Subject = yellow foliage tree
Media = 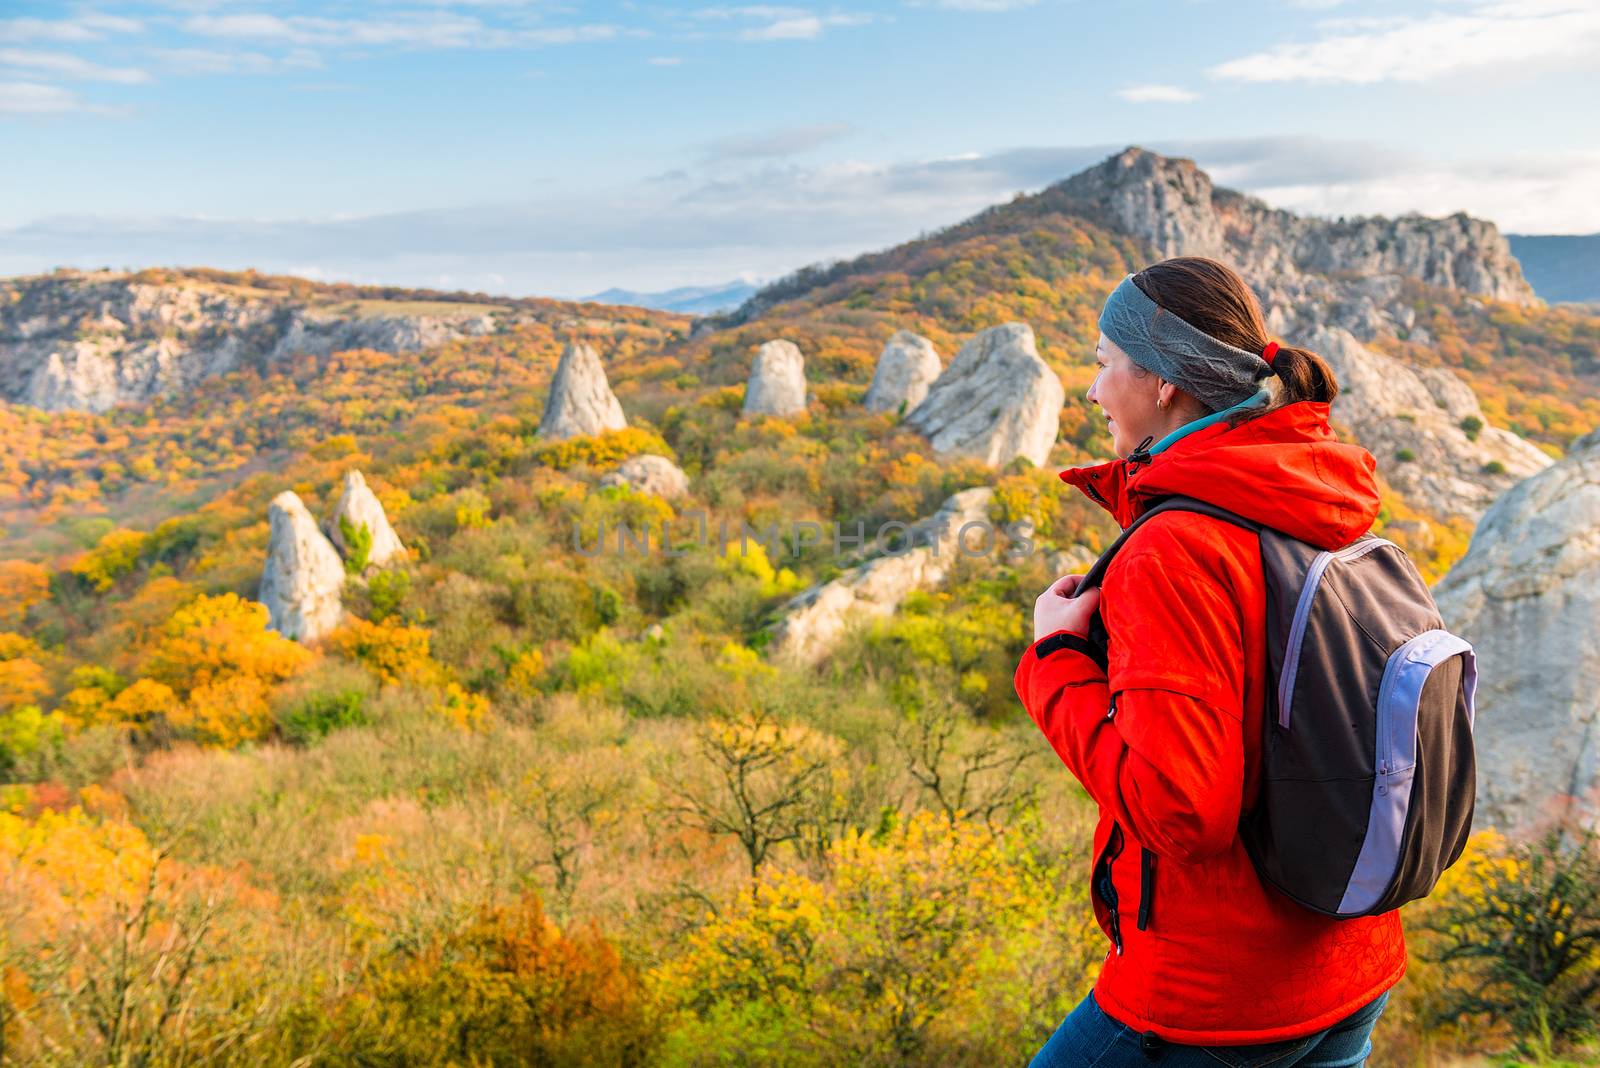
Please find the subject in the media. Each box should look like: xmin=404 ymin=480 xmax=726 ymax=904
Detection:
xmin=0 ymin=560 xmax=49 ymax=631
xmin=69 ymin=528 xmax=150 ymax=593
xmin=656 ymin=811 xmax=1095 ymax=1064
xmin=329 ymin=617 xmax=441 ymax=686
xmin=144 ymin=593 xmax=310 ymax=745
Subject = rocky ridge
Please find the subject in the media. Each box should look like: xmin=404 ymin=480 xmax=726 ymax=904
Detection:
xmin=0 ymin=271 xmax=524 ymax=413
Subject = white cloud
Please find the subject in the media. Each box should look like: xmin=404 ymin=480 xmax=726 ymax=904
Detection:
xmin=701 ymin=122 xmax=854 ymax=160
xmin=0 ymin=49 xmax=150 ymax=84
xmin=179 ymin=13 xmax=628 ymax=50
xmin=915 ymin=0 xmax=1039 ymax=10
xmin=739 ymin=13 xmax=872 ymax=40
xmin=1117 ymin=84 xmax=1198 ymax=103
xmin=1209 ymin=0 xmax=1600 ymax=84
xmin=153 ymin=48 xmax=322 ymax=75
xmin=0 ymin=14 xmax=142 ymax=43
xmin=4 ymin=137 xmax=1595 ymax=295
xmin=0 ymin=80 xmax=93 ymax=114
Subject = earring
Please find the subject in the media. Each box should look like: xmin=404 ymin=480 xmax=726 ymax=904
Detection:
xmin=1157 ymin=398 xmax=1168 ymax=409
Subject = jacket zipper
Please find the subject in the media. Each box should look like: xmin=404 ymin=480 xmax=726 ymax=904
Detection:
xmin=1102 ymin=695 xmax=1155 ymax=937
xmin=1093 ymin=821 xmax=1125 ymax=955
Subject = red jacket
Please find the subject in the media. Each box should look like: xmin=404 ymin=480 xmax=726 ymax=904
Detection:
xmin=1014 ymin=400 xmax=1407 ymax=1044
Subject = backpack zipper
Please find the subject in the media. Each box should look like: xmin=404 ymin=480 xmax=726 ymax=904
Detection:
xmin=1277 ymin=537 xmax=1393 ymax=728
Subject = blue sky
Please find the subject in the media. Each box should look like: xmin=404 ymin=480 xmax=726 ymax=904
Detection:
xmin=3 ymin=0 xmax=1598 ymax=298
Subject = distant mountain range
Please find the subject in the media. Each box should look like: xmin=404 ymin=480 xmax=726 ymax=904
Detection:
xmin=580 ymin=280 xmax=760 ymax=316
xmin=1507 ymin=234 xmax=1600 ymax=304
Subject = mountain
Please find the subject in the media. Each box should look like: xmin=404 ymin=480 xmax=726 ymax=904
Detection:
xmin=581 ymin=280 xmax=761 ymax=316
xmin=1507 ymin=233 xmax=1600 ymax=304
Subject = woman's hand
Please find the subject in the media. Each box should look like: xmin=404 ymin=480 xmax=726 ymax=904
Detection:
xmin=1033 ymin=573 xmax=1101 ymax=642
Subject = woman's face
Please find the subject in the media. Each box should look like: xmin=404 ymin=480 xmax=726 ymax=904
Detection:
xmin=1087 ymin=334 xmax=1164 ymax=458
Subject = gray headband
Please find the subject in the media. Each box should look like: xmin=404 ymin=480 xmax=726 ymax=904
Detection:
xmin=1098 ymin=274 xmax=1272 ymax=412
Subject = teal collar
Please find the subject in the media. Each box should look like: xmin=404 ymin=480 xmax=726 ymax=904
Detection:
xmin=1145 ymin=386 xmax=1272 ymax=457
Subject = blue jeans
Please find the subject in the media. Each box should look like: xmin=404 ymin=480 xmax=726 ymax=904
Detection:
xmin=1029 ymin=989 xmax=1391 ymax=1068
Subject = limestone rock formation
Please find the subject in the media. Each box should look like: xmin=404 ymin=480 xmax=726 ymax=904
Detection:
xmin=325 ymin=470 xmax=406 ymax=568
xmin=904 ymin=323 xmax=1064 ymax=468
xmin=1434 ymin=434 xmax=1600 ymax=835
xmin=1053 ymin=147 xmax=1536 ymax=310
xmin=863 ymin=331 xmax=941 ymax=414
xmin=597 ymin=454 xmax=690 ymax=500
xmin=769 ymin=488 xmax=995 ymax=665
xmin=260 ymin=491 xmax=346 ymax=642
xmin=538 ymin=340 xmax=627 ymax=440
xmin=0 ymin=270 xmax=509 ymax=414
xmin=268 ymin=308 xmax=495 ymax=362
xmin=741 ymin=339 xmax=807 ymax=417
xmin=1310 ymin=326 xmax=1552 ymax=522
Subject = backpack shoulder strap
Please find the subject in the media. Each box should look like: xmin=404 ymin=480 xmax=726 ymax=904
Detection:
xmin=1079 ymin=494 xmax=1263 ymax=591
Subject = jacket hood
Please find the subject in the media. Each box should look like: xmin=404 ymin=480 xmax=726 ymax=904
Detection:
xmin=1058 ymin=400 xmax=1380 ymax=550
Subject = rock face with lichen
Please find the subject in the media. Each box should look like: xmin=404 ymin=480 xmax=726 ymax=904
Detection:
xmin=741 ymin=339 xmax=807 ymax=417
xmin=904 ymin=323 xmax=1064 ymax=468
xmin=1434 ymin=431 xmax=1600 ymax=835
xmin=768 ymin=487 xmax=996 ymax=665
xmin=538 ymin=340 xmax=628 ymax=440
xmin=260 ymin=491 xmax=346 ymax=642
xmin=598 ymin=454 xmax=690 ymax=500
xmin=863 ymin=330 xmax=941 ymax=415
xmin=1309 ymin=326 xmax=1553 ymax=523
xmin=325 ymin=470 xmax=406 ymax=568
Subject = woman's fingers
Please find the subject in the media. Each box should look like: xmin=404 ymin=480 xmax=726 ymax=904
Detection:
xmin=1048 ymin=573 xmax=1086 ymax=598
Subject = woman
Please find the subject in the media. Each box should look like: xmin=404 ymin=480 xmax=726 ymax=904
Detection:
xmin=1016 ymin=257 xmax=1404 ymax=1067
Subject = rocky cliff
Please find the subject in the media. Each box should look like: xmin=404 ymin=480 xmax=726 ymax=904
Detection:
xmin=0 ymin=270 xmax=517 ymax=413
xmin=1050 ymin=146 xmax=1537 ymax=321
xmin=1435 ymin=430 xmax=1600 ymax=834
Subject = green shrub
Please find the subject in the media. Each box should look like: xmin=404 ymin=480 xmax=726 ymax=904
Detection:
xmin=1395 ymin=448 xmax=1417 ymax=462
xmin=273 ymin=662 xmax=376 ymax=745
xmin=1421 ymin=826 xmax=1600 ymax=1058
xmin=1460 ymin=415 xmax=1484 ymax=441
xmin=338 ymin=516 xmax=372 ymax=574
xmin=1483 ymin=459 xmax=1508 ymax=475
xmin=367 ymin=568 xmax=411 ymax=622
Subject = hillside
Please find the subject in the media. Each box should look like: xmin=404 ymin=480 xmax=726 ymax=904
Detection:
xmin=1 ymin=148 xmax=1598 ymax=1064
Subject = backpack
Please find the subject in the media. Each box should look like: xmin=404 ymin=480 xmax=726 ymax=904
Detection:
xmin=1073 ymin=493 xmax=1478 ymax=918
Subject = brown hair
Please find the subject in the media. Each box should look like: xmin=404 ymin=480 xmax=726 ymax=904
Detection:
xmin=1131 ymin=256 xmax=1339 ymax=428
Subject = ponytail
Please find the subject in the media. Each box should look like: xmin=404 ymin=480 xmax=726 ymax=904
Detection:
xmin=1273 ymin=345 xmax=1338 ymax=405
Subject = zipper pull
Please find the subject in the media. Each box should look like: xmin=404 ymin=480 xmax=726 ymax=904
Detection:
xmin=1106 ymin=694 xmax=1118 ymax=720
xmin=1127 ymin=435 xmax=1155 ymax=467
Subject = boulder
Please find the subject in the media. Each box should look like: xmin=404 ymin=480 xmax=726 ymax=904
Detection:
xmin=741 ymin=339 xmax=807 ymax=417
xmin=538 ymin=340 xmax=627 ymax=440
xmin=325 ymin=469 xmax=406 ymax=568
xmin=904 ymin=323 xmax=1064 ymax=468
xmin=863 ymin=330 xmax=941 ymax=414
xmin=597 ymin=454 xmax=690 ymax=500
xmin=768 ymin=488 xmax=995 ymax=665
xmin=1311 ymin=326 xmax=1552 ymax=523
xmin=1434 ymin=434 xmax=1600 ymax=835
xmin=260 ymin=491 xmax=346 ymax=642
